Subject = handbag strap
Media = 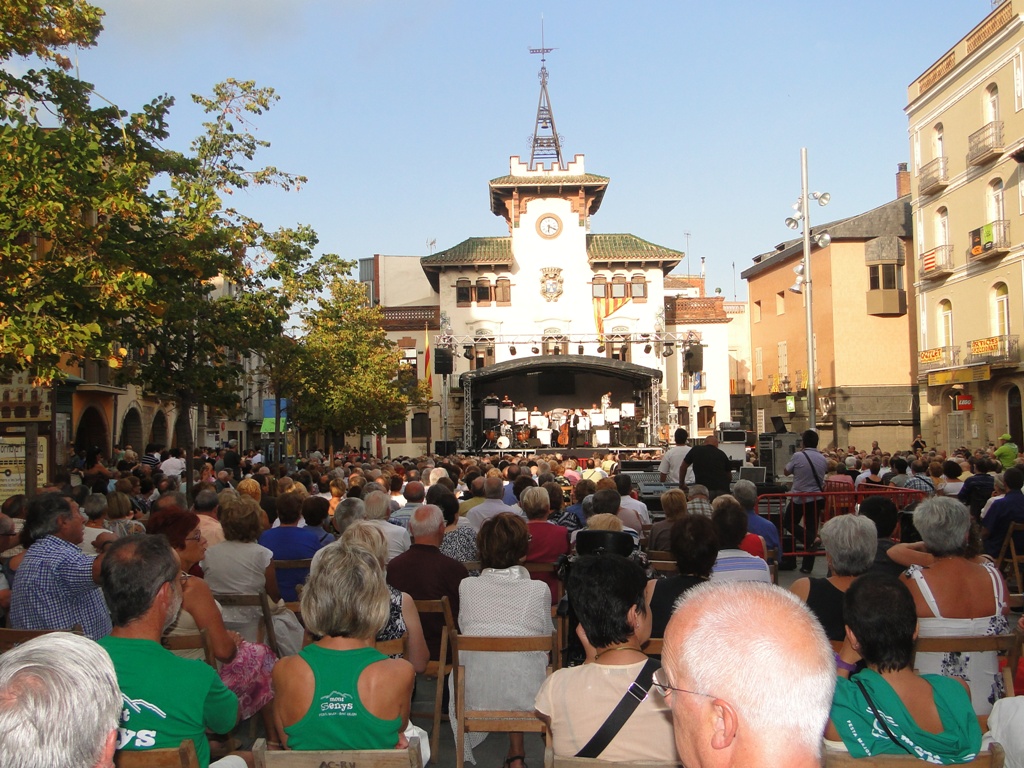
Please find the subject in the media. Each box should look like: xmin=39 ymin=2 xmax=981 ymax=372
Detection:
xmin=853 ymin=677 xmax=914 ymax=755
xmin=576 ymin=658 xmax=660 ymax=759
xmin=802 ymin=451 xmax=824 ymax=491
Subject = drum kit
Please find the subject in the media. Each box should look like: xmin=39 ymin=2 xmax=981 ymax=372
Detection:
xmin=486 ymin=421 xmax=548 ymax=450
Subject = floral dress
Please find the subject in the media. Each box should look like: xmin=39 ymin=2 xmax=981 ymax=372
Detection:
xmin=376 ymin=584 xmax=406 ymax=659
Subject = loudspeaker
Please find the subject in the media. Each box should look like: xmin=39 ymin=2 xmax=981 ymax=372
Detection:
xmin=434 ymin=440 xmax=457 ymax=455
xmin=527 ymin=438 xmax=542 ymax=448
xmin=684 ymin=343 xmax=704 ymax=373
xmin=434 ymin=348 xmax=453 ymax=375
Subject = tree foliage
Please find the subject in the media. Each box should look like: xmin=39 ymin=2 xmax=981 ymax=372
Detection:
xmin=0 ymin=0 xmax=171 ymax=380
xmin=289 ymin=278 xmax=410 ymax=437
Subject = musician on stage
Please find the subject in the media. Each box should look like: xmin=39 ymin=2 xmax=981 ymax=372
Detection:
xmin=600 ymin=391 xmax=612 ymax=412
xmin=568 ymin=410 xmax=580 ymax=449
xmin=577 ymin=409 xmax=590 ymax=447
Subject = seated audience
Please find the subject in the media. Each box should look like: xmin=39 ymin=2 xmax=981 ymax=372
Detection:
xmin=709 ymin=495 xmax=771 ymax=583
xmin=858 ymin=494 xmax=908 ymax=579
xmin=826 ymin=575 xmax=981 ymax=762
xmin=536 ymin=554 xmax=676 ymax=763
xmin=521 ymin=485 xmax=571 ymax=603
xmin=902 ymin=496 xmax=1010 ymax=715
xmin=258 ymin=492 xmax=326 ymax=601
xmin=647 ymin=488 xmax=687 ymax=552
xmin=272 ymin=544 xmax=415 ymax=750
xmin=646 ymin=515 xmax=719 ymax=638
xmin=790 ymin=513 xmax=877 ymax=641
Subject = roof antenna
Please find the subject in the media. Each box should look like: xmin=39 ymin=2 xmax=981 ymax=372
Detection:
xmin=528 ymin=15 xmax=564 ymax=170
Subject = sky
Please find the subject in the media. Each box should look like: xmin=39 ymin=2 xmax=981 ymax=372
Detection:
xmin=53 ymin=0 xmax=1002 ymax=300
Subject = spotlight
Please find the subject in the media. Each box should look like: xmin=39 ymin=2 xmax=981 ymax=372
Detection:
xmin=553 ymin=345 xmax=561 ymax=355
xmin=463 ymin=345 xmax=473 ymax=360
xmin=644 ymin=344 xmax=652 ymax=354
xmin=813 ymin=191 xmax=830 ymax=206
xmin=789 ymin=281 xmax=803 ymax=295
xmin=531 ymin=346 xmax=540 ymax=354
xmin=662 ymin=342 xmax=675 ymax=357
xmin=620 ymin=344 xmax=628 ymax=358
xmin=785 ymin=217 xmax=800 ymax=230
xmin=578 ymin=344 xmax=584 ymax=355
xmin=814 ymin=232 xmax=831 ymax=248
xmin=597 ymin=344 xmax=605 ymax=353
xmin=509 ymin=345 xmax=517 ymax=356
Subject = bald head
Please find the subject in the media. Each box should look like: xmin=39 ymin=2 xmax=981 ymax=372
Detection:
xmin=404 ymin=481 xmax=425 ymax=504
xmin=664 ymin=582 xmax=833 ymax=767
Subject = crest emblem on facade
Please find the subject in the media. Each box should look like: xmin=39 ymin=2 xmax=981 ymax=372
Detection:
xmin=540 ymin=267 xmax=563 ymax=302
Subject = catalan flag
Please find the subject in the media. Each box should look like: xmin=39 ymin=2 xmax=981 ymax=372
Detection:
xmin=424 ymin=323 xmax=432 ymax=391
xmin=593 ymin=295 xmax=632 ymax=340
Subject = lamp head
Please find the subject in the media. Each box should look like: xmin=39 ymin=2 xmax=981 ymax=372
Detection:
xmin=814 ymin=192 xmax=831 ymax=206
xmin=814 ymin=232 xmax=832 ymax=248
xmin=785 ymin=217 xmax=800 ymax=230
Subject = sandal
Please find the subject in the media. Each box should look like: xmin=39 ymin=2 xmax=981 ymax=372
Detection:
xmin=504 ymin=756 xmax=527 ymax=768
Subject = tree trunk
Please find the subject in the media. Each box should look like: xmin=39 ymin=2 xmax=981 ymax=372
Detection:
xmin=274 ymin=392 xmax=282 ymax=477
xmin=179 ymin=392 xmax=195 ymax=500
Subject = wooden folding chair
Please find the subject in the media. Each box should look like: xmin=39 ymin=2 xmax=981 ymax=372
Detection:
xmin=462 ymin=561 xmax=481 ymax=574
xmin=212 ymin=590 xmax=281 ymax=657
xmin=523 ymin=562 xmax=566 ymax=668
xmin=642 ymin=637 xmax=663 ymax=656
xmin=252 ymin=736 xmax=423 ymax=768
xmin=649 ymin=560 xmax=678 ymax=576
xmin=824 ymin=742 xmax=1003 ymax=766
xmin=645 ymin=550 xmax=672 ymax=562
xmin=162 ymin=629 xmax=216 ymax=668
xmin=114 ymin=738 xmax=201 ymax=768
xmin=451 ymin=630 xmax=557 ymax=768
xmin=544 ymin=745 xmax=679 ymax=768
xmin=0 ymin=626 xmax=83 ymax=654
xmin=995 ymin=521 xmax=1024 ymax=592
xmin=410 ymin=596 xmax=455 ymax=764
xmin=914 ymin=633 xmax=1021 ymax=701
xmin=375 ymin=634 xmax=407 ymax=656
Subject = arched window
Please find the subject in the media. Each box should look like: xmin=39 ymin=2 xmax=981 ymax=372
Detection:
xmin=610 ymin=275 xmax=628 ymax=299
xmin=933 ymin=123 xmax=944 ymax=158
xmin=495 ymin=277 xmax=511 ymax=305
xmin=456 ymin=278 xmax=472 ymax=307
xmin=542 ymin=329 xmax=566 ymax=356
xmin=939 ymin=300 xmax=954 ymax=347
xmin=988 ymin=179 xmax=1005 ymax=223
xmin=591 ymin=275 xmax=607 ymax=298
xmin=935 ymin=207 xmax=949 ymax=247
xmin=475 ymin=278 xmax=493 ymax=305
xmin=986 ymin=84 xmax=1000 ymax=123
xmin=994 ymin=283 xmax=1010 ymax=337
xmin=630 ymin=274 xmax=647 ymax=301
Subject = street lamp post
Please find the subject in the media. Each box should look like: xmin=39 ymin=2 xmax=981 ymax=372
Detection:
xmin=785 ymin=147 xmax=831 ymax=433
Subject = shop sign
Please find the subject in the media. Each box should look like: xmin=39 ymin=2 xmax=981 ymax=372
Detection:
xmin=928 ymin=366 xmax=991 ymax=386
xmin=953 ymin=394 xmax=974 ymax=411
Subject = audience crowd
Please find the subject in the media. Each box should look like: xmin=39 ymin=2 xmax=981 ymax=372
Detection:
xmin=0 ymin=431 xmax=1023 ymax=768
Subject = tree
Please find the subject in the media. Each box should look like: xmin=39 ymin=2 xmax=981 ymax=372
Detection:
xmin=289 ymin=277 xmax=411 ymax=450
xmin=117 ymin=79 xmax=343 ymax=490
xmin=0 ymin=0 xmax=172 ymax=380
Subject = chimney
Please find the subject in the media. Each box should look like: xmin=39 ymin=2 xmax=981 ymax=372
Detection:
xmin=896 ymin=162 xmax=910 ymax=198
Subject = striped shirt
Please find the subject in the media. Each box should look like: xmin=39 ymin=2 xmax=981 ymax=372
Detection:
xmin=710 ymin=549 xmax=772 ymax=584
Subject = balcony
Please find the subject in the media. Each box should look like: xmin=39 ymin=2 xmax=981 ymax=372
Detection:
xmin=967 ymin=121 xmax=1004 ymax=166
xmin=968 ymin=219 xmax=1010 ymax=262
xmin=866 ymin=288 xmax=907 ymax=316
xmin=918 ymin=345 xmax=960 ymax=374
xmin=965 ymin=334 xmax=1019 ymax=366
xmin=918 ymin=156 xmax=949 ymax=195
xmin=918 ymin=245 xmax=954 ymax=279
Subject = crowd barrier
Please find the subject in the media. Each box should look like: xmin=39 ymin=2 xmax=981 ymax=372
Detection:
xmin=755 ymin=486 xmax=928 ymax=558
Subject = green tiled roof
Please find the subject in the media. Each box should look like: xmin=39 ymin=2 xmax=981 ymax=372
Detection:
xmin=420 ymin=237 xmax=512 ymax=267
xmin=489 ymin=173 xmax=610 ymax=186
xmin=587 ymin=234 xmax=685 ymax=264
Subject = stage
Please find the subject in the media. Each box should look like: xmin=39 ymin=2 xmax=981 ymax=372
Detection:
xmin=472 ymin=445 xmax=660 ymax=459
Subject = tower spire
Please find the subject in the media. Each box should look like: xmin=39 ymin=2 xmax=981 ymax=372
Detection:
xmin=528 ymin=18 xmax=564 ymax=170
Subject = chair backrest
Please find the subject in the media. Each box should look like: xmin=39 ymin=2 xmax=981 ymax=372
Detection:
xmin=114 ymin=739 xmax=201 ymax=768
xmin=375 ymin=635 xmax=406 ymax=656
xmin=272 ymin=558 xmax=313 ymax=571
xmin=413 ymin=595 xmax=455 ymax=669
xmin=996 ymin=521 xmax=1024 ymax=591
xmin=575 ymin=530 xmax=634 ymax=557
xmin=211 ymin=590 xmax=281 ymax=657
xmin=252 ymin=736 xmax=422 ymax=768
xmin=823 ymin=742 xmax=1003 ymax=767
xmin=452 ymin=631 xmax=557 ymax=676
xmin=649 ymin=560 xmax=678 ymax=576
xmin=645 ymin=549 xmax=672 ymax=562
xmin=642 ymin=637 xmax=663 ymax=656
xmin=161 ymin=629 xmax=216 ymax=668
xmin=544 ymin=746 xmax=679 ymax=768
xmin=0 ymin=626 xmax=83 ymax=654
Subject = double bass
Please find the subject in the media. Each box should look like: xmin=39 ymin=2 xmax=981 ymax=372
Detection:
xmin=557 ymin=420 xmax=570 ymax=446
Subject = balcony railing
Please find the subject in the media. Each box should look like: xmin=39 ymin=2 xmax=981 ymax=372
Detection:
xmin=967 ymin=121 xmax=1004 ymax=166
xmin=965 ymin=334 xmax=1019 ymax=366
xmin=918 ymin=345 xmax=960 ymax=373
xmin=918 ymin=245 xmax=954 ymax=278
xmin=918 ymin=156 xmax=949 ymax=195
xmin=968 ymin=219 xmax=1010 ymax=261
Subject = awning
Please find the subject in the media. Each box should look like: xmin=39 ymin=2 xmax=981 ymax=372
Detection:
xmin=259 ymin=418 xmax=286 ymax=434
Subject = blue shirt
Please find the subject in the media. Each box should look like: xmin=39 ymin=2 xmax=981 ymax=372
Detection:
xmin=258 ymin=526 xmax=325 ymax=601
xmin=10 ymin=535 xmax=111 ymax=639
xmin=981 ymin=488 xmax=1024 ymax=559
xmin=745 ymin=508 xmax=781 ymax=555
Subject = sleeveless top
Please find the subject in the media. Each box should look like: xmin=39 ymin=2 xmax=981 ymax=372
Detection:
xmin=284 ymin=645 xmax=401 ymax=750
xmin=376 ymin=585 xmax=406 ymax=659
xmin=906 ymin=562 xmax=1009 ymax=715
xmin=804 ymin=578 xmax=846 ymax=641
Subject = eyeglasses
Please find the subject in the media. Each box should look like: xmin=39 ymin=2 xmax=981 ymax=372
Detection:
xmin=652 ymin=667 xmax=715 ymax=701
xmin=186 ymin=531 xmax=204 ymax=542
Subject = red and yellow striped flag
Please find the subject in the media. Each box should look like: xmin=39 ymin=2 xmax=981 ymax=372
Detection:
xmin=424 ymin=324 xmax=432 ymax=390
xmin=593 ymin=296 xmax=632 ymax=340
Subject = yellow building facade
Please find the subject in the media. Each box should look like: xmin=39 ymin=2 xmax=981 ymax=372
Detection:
xmin=908 ymin=1 xmax=1024 ymax=450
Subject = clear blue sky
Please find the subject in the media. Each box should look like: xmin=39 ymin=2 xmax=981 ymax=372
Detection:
xmin=65 ymin=0 xmax=995 ymax=300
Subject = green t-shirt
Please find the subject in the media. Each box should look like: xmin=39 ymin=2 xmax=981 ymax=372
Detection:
xmin=98 ymin=635 xmax=238 ymax=768
xmin=995 ymin=442 xmax=1019 ymax=469
xmin=830 ymin=669 xmax=981 ymax=764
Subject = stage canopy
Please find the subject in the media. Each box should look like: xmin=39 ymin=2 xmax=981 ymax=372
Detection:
xmin=459 ymin=354 xmax=662 ymax=388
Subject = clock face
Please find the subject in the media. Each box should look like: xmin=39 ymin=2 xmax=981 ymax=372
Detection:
xmin=537 ymin=214 xmax=561 ymax=239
